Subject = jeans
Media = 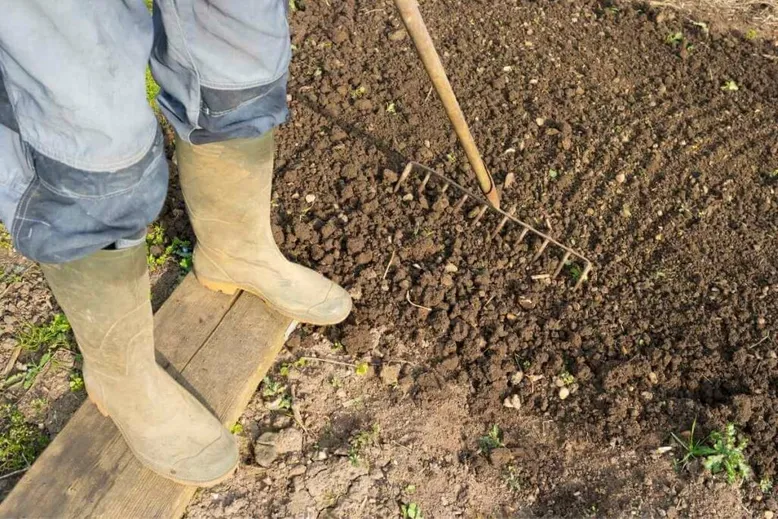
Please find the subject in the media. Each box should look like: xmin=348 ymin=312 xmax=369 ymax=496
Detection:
xmin=0 ymin=0 xmax=290 ymax=263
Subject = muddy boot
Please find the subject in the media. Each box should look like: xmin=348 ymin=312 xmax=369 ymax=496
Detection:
xmin=176 ymin=132 xmax=352 ymax=325
xmin=40 ymin=245 xmax=238 ymax=487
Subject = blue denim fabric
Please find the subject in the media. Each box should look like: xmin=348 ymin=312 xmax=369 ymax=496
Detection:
xmin=0 ymin=0 xmax=290 ymax=263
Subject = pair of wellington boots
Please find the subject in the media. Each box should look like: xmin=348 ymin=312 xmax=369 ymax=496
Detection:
xmin=40 ymin=131 xmax=351 ymax=486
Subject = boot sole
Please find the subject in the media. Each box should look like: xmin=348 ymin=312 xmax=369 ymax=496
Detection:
xmin=196 ymin=275 xmax=347 ymax=326
xmin=88 ymin=397 xmax=238 ymax=488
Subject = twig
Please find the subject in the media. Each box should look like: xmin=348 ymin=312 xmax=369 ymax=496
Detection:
xmin=0 ymin=467 xmax=30 ymax=481
xmin=424 ymin=87 xmax=433 ymax=104
xmin=300 ymin=356 xmax=356 ymax=368
xmin=382 ymin=250 xmax=396 ymax=280
xmin=748 ymin=333 xmax=770 ymax=349
xmin=290 ymin=386 xmax=310 ymax=437
xmin=405 ymin=291 xmax=432 ymax=311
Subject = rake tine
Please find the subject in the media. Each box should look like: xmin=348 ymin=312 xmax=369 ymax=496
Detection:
xmin=574 ymin=263 xmax=592 ymax=290
xmin=419 ymin=172 xmax=432 ymax=192
xmin=394 ymin=163 xmax=415 ymax=193
xmin=489 ymin=215 xmax=511 ymax=240
xmin=552 ymin=251 xmax=571 ymax=278
xmin=453 ymin=194 xmax=469 ymax=212
xmin=532 ymin=239 xmax=550 ymax=262
xmin=516 ymin=227 xmax=529 ymax=244
xmin=441 ymin=183 xmax=450 ymax=193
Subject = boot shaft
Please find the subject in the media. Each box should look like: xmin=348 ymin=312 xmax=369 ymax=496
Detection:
xmin=40 ymin=245 xmax=155 ymax=377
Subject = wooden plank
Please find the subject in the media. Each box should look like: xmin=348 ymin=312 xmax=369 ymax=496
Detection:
xmin=0 ymin=277 xmax=291 ymax=518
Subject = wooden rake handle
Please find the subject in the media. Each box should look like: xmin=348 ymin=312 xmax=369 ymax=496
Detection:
xmin=393 ymin=0 xmax=501 ymax=209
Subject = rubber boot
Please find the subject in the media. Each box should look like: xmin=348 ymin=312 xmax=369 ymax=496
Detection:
xmin=40 ymin=245 xmax=238 ymax=487
xmin=176 ymin=132 xmax=352 ymax=325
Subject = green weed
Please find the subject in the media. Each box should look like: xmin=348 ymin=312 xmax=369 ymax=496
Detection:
xmin=230 ymin=423 xmax=244 ymax=435
xmin=558 ymin=370 xmax=575 ymax=386
xmin=348 ymin=424 xmax=380 ymax=467
xmin=145 ymin=67 xmax=160 ymax=112
xmin=665 ymin=32 xmax=683 ymax=45
xmin=759 ymin=475 xmax=773 ymax=493
xmin=671 ymin=421 xmax=751 ymax=484
xmin=400 ymin=502 xmax=424 ymax=519
xmin=745 ymin=28 xmax=758 ymax=40
xmin=721 ymin=80 xmax=739 ymax=92
xmin=261 ymin=377 xmax=292 ymax=411
xmin=146 ymin=224 xmax=192 ymax=274
xmin=478 ymin=424 xmax=504 ymax=454
xmin=386 ymin=102 xmax=397 ymax=114
xmin=0 ymin=405 xmax=49 ymax=474
xmin=69 ymin=371 xmax=85 ymax=392
xmin=503 ymin=465 xmax=522 ymax=492
xmin=548 ymin=169 xmax=559 ymax=180
xmin=354 ymin=361 xmax=370 ymax=376
xmin=17 ymin=314 xmax=71 ymax=352
xmin=350 ymin=86 xmax=367 ymax=99
xmin=0 ymin=223 xmax=11 ymax=250
xmin=568 ymin=264 xmax=584 ymax=282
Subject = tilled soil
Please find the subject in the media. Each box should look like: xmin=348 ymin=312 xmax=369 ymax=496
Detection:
xmin=2 ymin=0 xmax=777 ymax=516
xmin=189 ymin=0 xmax=778 ymax=516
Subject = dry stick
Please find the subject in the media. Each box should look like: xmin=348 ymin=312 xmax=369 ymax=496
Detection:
xmin=0 ymin=467 xmax=30 ymax=481
xmin=382 ymin=250 xmax=396 ymax=280
xmin=300 ymin=356 xmax=356 ymax=368
xmin=290 ymin=386 xmax=310 ymax=437
xmin=405 ymin=290 xmax=432 ymax=311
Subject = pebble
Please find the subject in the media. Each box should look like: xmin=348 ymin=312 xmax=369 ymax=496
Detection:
xmin=649 ymin=372 xmax=659 ymax=384
xmin=305 ymin=194 xmax=316 ymax=204
xmin=559 ymin=387 xmax=570 ymax=400
xmin=616 ymin=173 xmax=626 ymax=184
xmin=444 ymin=263 xmax=459 ymax=273
xmin=388 ymin=29 xmax=407 ymax=41
xmin=503 ymin=394 xmax=521 ymax=409
xmin=535 ymin=117 xmax=545 ymax=126
xmin=510 ymin=371 xmax=524 ymax=385
xmin=764 ymin=511 xmax=774 ymax=519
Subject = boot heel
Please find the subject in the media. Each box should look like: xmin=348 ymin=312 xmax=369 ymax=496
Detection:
xmin=89 ymin=395 xmax=109 ymax=417
xmin=197 ymin=276 xmax=240 ymax=296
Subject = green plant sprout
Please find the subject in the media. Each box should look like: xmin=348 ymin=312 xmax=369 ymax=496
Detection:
xmin=478 ymin=424 xmax=504 ymax=454
xmin=671 ymin=421 xmax=751 ymax=484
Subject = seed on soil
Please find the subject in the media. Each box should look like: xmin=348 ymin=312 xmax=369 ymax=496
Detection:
xmin=559 ymin=387 xmax=570 ymax=400
xmin=402 ymin=193 xmax=414 ymax=201
xmin=503 ymin=394 xmax=521 ymax=409
xmin=510 ymin=371 xmax=524 ymax=385
xmin=535 ymin=117 xmax=545 ymax=126
xmin=649 ymin=372 xmax=659 ymax=384
xmin=444 ymin=263 xmax=458 ymax=273
xmin=616 ymin=173 xmax=626 ymax=184
xmin=305 ymin=194 xmax=316 ymax=203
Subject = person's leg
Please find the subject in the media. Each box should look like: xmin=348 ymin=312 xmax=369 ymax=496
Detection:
xmin=0 ymin=1 xmax=237 ymax=485
xmin=152 ymin=0 xmax=352 ymax=325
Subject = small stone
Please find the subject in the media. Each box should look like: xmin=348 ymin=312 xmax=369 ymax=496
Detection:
xmin=503 ymin=394 xmax=521 ymax=409
xmin=764 ymin=511 xmax=774 ymax=519
xmin=535 ymin=117 xmax=545 ymax=127
xmin=441 ymin=274 xmax=454 ymax=287
xmin=444 ymin=263 xmax=459 ymax=273
xmin=305 ymin=194 xmax=316 ymax=203
xmin=253 ymin=442 xmax=278 ymax=468
xmin=649 ymin=372 xmax=659 ymax=384
xmin=402 ymin=193 xmax=414 ymax=201
xmin=276 ymin=428 xmax=304 ymax=454
xmin=518 ymin=298 xmax=535 ymax=310
xmin=615 ymin=173 xmax=626 ymax=184
xmin=388 ymin=29 xmax=407 ymax=41
xmin=313 ymin=450 xmax=328 ymax=461
xmin=510 ymin=371 xmax=524 ymax=385
xmin=383 ymin=169 xmax=399 ymax=183
xmin=288 ymin=464 xmax=307 ymax=477
xmin=380 ymin=364 xmax=402 ymax=385
xmin=504 ymin=172 xmax=516 ymax=189
xmin=559 ymin=387 xmax=570 ymax=400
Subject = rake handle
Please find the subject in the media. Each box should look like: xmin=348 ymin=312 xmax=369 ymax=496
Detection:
xmin=393 ymin=0 xmax=501 ymax=209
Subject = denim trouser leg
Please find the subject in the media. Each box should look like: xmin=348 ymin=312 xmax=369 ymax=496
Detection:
xmin=0 ymin=0 xmax=290 ymax=263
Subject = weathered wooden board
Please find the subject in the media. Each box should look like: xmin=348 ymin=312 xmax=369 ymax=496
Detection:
xmin=0 ymin=274 xmax=292 ymax=518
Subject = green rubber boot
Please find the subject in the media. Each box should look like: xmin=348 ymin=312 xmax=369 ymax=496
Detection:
xmin=40 ymin=245 xmax=238 ymax=487
xmin=176 ymin=132 xmax=352 ymax=325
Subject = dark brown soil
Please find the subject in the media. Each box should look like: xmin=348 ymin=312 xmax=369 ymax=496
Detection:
xmin=4 ymin=0 xmax=778 ymax=516
xmin=197 ymin=0 xmax=777 ymax=516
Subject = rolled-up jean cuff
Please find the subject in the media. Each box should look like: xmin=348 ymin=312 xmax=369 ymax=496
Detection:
xmin=13 ymin=128 xmax=168 ymax=264
xmin=159 ymin=73 xmax=289 ymax=145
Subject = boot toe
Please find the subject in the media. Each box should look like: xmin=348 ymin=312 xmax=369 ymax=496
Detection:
xmin=305 ymin=283 xmax=352 ymax=324
xmin=169 ymin=428 xmax=239 ymax=486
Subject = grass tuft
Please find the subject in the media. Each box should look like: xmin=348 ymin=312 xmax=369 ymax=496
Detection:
xmin=671 ymin=420 xmax=751 ymax=484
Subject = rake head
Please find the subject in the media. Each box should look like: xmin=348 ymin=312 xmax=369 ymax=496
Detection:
xmin=393 ymin=162 xmax=593 ymax=289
